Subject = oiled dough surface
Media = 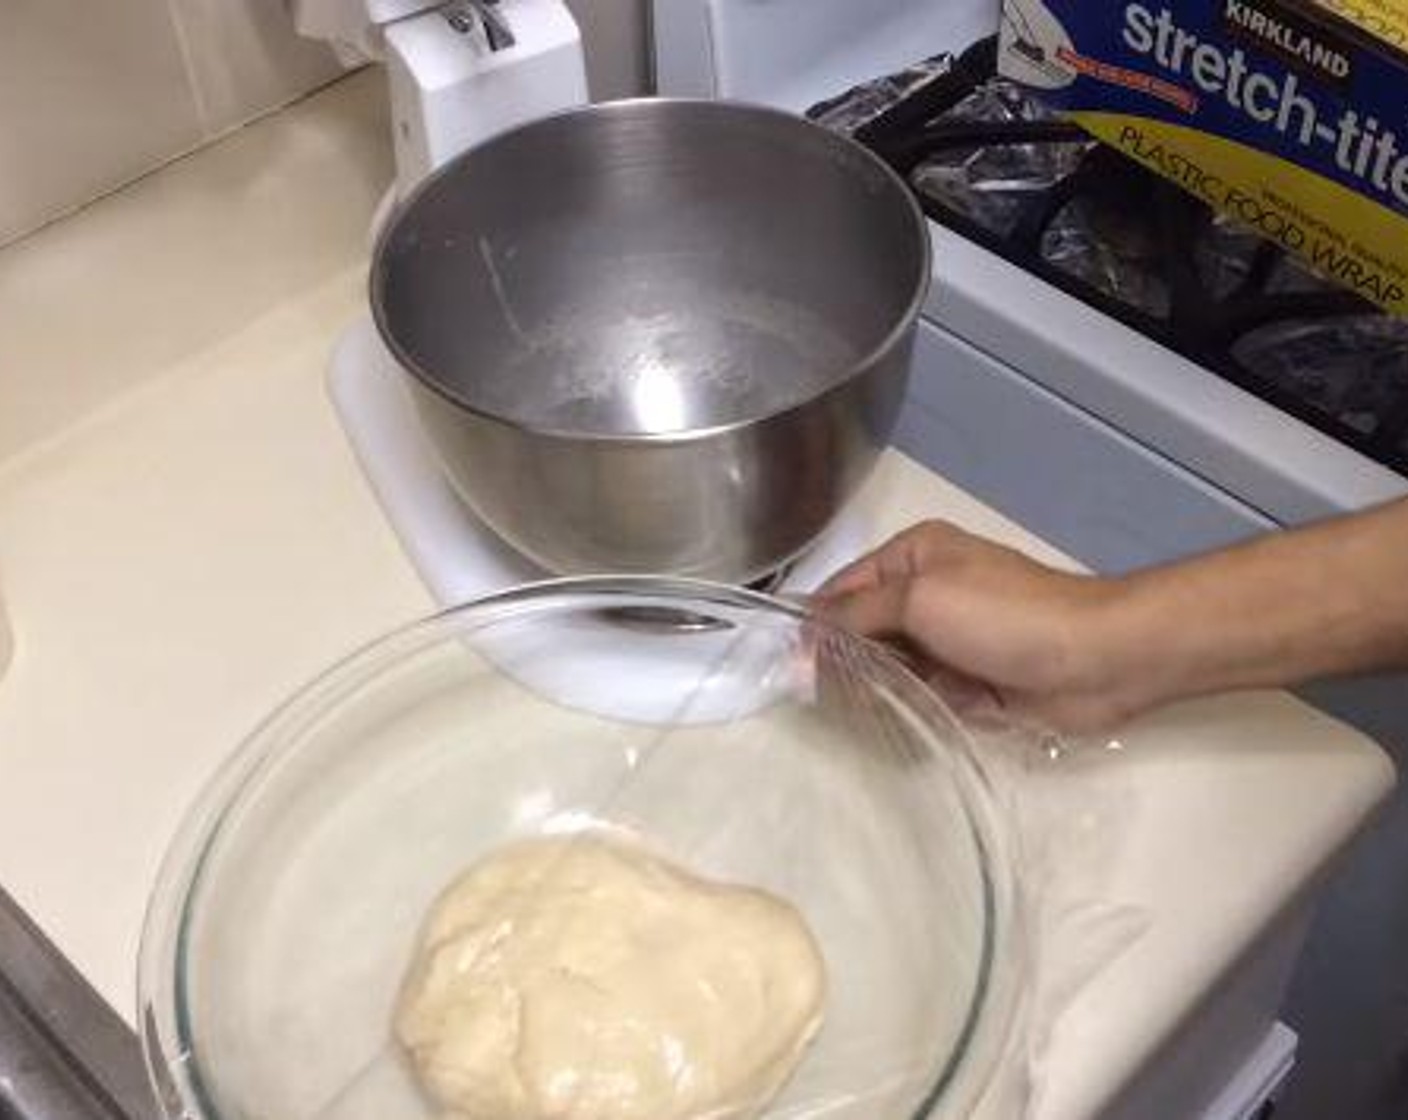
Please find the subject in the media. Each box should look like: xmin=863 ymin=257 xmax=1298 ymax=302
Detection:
xmin=395 ymin=835 xmax=826 ymax=1120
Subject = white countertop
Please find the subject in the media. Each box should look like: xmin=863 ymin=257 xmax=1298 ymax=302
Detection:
xmin=0 ymin=72 xmax=1394 ymax=1120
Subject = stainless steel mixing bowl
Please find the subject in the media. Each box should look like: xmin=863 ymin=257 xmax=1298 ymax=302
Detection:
xmin=371 ymin=99 xmax=929 ymax=583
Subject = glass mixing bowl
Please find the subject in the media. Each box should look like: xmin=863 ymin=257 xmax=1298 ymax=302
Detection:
xmin=139 ymin=579 xmax=1024 ymax=1120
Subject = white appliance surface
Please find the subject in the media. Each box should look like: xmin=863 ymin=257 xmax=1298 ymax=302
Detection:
xmin=683 ymin=0 xmax=993 ymax=112
xmin=384 ymin=0 xmax=588 ymax=195
xmin=920 ymin=229 xmax=1407 ymax=535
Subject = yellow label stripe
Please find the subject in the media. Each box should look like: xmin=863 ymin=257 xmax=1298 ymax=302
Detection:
xmin=1072 ymin=111 xmax=1408 ymax=315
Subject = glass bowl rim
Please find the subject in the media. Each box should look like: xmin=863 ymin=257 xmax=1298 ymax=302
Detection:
xmin=136 ymin=575 xmax=1025 ymax=1120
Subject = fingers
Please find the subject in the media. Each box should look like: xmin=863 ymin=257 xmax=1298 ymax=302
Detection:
xmin=817 ymin=520 xmax=970 ymax=600
xmin=816 ymin=578 xmax=912 ymax=642
xmin=814 ymin=552 xmax=883 ymax=600
xmin=814 ymin=520 xmax=1140 ymax=737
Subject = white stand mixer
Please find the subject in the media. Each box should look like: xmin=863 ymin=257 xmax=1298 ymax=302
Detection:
xmin=294 ymin=0 xmax=876 ymax=609
xmin=294 ymin=0 xmax=589 ymax=196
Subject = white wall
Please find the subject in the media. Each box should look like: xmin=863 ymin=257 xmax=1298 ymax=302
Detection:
xmin=0 ymin=0 xmax=347 ymax=247
xmin=0 ymin=0 xmax=653 ymax=248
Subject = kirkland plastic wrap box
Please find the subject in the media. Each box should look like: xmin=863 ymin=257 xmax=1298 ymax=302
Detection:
xmin=998 ymin=0 xmax=1408 ymax=314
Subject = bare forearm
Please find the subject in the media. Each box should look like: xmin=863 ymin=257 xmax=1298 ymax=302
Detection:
xmin=1097 ymin=499 xmax=1408 ymax=710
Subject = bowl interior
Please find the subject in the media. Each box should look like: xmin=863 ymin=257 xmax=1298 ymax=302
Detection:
xmin=372 ymin=100 xmax=928 ymax=436
xmin=143 ymin=581 xmax=1012 ymax=1120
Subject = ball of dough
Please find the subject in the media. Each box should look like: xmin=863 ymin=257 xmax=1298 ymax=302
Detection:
xmin=395 ymin=834 xmax=826 ymax=1120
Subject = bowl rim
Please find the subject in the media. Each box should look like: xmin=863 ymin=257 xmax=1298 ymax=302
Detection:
xmin=136 ymin=576 xmax=1024 ymax=1120
xmin=367 ymin=97 xmax=933 ymax=445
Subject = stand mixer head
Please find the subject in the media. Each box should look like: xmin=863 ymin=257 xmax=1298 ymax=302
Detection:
xmin=293 ymin=0 xmax=589 ymax=196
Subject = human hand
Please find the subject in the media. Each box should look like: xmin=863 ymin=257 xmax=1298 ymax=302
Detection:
xmin=815 ymin=521 xmax=1139 ymax=733
xmin=819 ymin=498 xmax=1408 ymax=732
